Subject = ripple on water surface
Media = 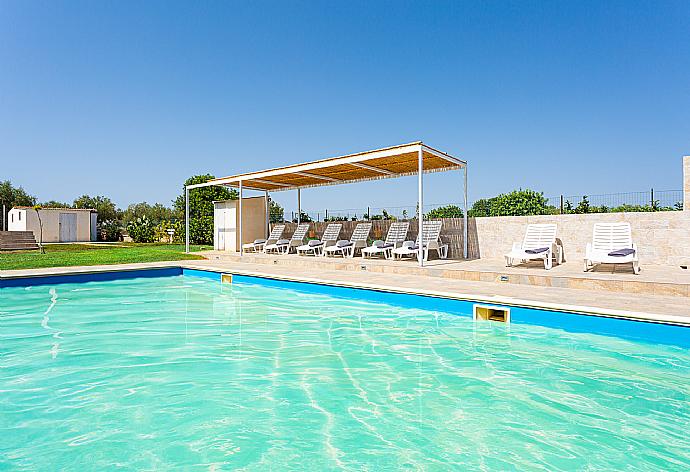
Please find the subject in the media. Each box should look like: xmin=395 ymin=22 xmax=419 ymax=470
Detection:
xmin=0 ymin=276 xmax=689 ymax=470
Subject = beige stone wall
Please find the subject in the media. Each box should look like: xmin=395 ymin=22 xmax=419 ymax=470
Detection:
xmin=278 ymin=210 xmax=690 ymax=266
xmin=472 ymin=211 xmax=690 ymax=266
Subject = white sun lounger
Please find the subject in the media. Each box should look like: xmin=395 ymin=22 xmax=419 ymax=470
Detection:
xmin=264 ymin=223 xmax=310 ymax=254
xmin=297 ymin=223 xmax=341 ymax=256
xmin=241 ymin=224 xmax=285 ymax=253
xmin=584 ymin=222 xmax=640 ymax=274
xmin=504 ymin=223 xmax=561 ymax=270
xmin=324 ymin=222 xmax=372 ymax=258
xmin=392 ymin=220 xmax=448 ymax=261
xmin=361 ymin=222 xmax=409 ymax=259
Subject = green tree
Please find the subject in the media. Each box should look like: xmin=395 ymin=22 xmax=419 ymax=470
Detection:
xmin=490 ymin=189 xmax=549 ymax=216
xmin=0 ymin=181 xmax=36 ymax=227
xmin=292 ymin=210 xmax=312 ymax=223
xmin=73 ymin=195 xmax=120 ymax=223
xmin=269 ymin=200 xmax=284 ymax=223
xmin=123 ymin=202 xmax=175 ymax=225
xmin=0 ymin=180 xmax=36 ymax=207
xmin=39 ymin=200 xmax=73 ymax=208
xmin=425 ymin=205 xmax=464 ymax=219
xmin=173 ymin=175 xmax=236 ymax=244
xmin=574 ymin=195 xmax=591 ymax=214
xmin=467 ymin=198 xmax=496 ymax=217
xmin=32 ymin=205 xmax=46 ymax=254
xmin=126 ymin=216 xmax=155 ymax=243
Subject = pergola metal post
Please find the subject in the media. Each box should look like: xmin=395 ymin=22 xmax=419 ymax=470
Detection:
xmin=185 ymin=187 xmax=190 ymax=253
xmin=417 ymin=146 xmax=424 ymax=267
xmin=463 ymin=165 xmax=468 ymax=259
xmin=238 ymin=180 xmax=243 ymax=256
xmin=264 ymin=190 xmax=269 ymax=239
xmin=297 ymin=188 xmax=301 ymax=224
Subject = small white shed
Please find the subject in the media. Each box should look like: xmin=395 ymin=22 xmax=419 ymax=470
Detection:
xmin=214 ymin=197 xmax=267 ymax=252
xmin=8 ymin=207 xmax=98 ymax=243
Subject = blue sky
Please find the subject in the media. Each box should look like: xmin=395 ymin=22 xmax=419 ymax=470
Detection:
xmin=1 ymin=1 xmax=689 ymax=215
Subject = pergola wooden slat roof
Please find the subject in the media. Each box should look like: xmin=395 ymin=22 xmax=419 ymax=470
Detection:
xmin=185 ymin=141 xmax=468 ymax=265
xmin=190 ymin=142 xmax=465 ymax=191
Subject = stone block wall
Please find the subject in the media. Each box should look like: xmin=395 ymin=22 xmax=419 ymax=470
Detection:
xmin=278 ymin=210 xmax=690 ymax=266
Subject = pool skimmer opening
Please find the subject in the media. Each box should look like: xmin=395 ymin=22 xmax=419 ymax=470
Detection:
xmin=473 ymin=304 xmax=510 ymax=323
xmin=221 ymin=274 xmax=233 ymax=284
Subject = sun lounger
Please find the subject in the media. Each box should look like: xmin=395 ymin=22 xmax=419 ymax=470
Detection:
xmin=361 ymin=222 xmax=409 ymax=259
xmin=296 ymin=223 xmax=341 ymax=256
xmin=264 ymin=223 xmax=309 ymax=254
xmin=584 ymin=222 xmax=640 ymax=274
xmin=392 ymin=220 xmax=448 ymax=261
xmin=324 ymin=223 xmax=372 ymax=258
xmin=504 ymin=223 xmax=561 ymax=270
xmin=241 ymin=224 xmax=285 ymax=253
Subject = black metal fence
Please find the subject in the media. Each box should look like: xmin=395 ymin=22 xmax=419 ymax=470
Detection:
xmin=290 ymin=189 xmax=684 ymax=221
xmin=545 ymin=189 xmax=683 ymax=212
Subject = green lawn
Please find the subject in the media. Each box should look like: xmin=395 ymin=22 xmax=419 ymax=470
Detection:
xmin=0 ymin=243 xmax=210 ymax=271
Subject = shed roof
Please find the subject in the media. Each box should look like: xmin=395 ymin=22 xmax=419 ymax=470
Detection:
xmin=191 ymin=142 xmax=464 ymax=192
xmin=13 ymin=207 xmax=97 ymax=212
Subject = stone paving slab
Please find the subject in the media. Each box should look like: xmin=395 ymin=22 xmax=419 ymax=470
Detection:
xmin=201 ymin=251 xmax=690 ymax=298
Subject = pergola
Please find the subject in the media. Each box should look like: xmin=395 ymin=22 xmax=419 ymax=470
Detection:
xmin=185 ymin=141 xmax=467 ymax=266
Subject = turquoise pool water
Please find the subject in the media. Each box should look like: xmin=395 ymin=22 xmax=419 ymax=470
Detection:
xmin=1 ymin=274 xmax=689 ymax=470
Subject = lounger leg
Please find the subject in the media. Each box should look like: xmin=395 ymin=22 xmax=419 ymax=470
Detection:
xmin=633 ymin=260 xmax=640 ymax=275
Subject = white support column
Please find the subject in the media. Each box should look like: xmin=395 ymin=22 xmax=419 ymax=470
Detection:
xmin=463 ymin=165 xmax=468 ymax=259
xmin=185 ymin=187 xmax=190 ymax=253
xmin=238 ymin=181 xmax=243 ymax=256
xmin=264 ymin=190 xmax=270 ymax=238
xmin=418 ymin=146 xmax=424 ymax=267
xmin=297 ymin=188 xmax=301 ymax=224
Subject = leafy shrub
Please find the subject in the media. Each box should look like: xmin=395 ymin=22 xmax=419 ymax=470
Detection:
xmin=154 ymin=220 xmax=177 ymax=242
xmin=127 ymin=216 xmax=155 ymax=243
xmin=364 ymin=209 xmax=395 ymax=221
xmin=73 ymin=195 xmax=120 ymax=223
xmin=173 ymin=174 xmax=236 ymax=244
xmin=467 ymin=198 xmax=495 ymax=217
xmin=269 ymin=200 xmax=284 ymax=223
xmin=425 ymin=205 xmax=464 ymax=219
xmin=100 ymin=220 xmax=123 ymax=241
xmin=490 ymin=189 xmax=549 ymax=216
xmin=292 ymin=211 xmax=312 ymax=223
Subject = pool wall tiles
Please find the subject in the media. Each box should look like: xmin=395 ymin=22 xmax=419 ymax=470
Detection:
xmin=1 ymin=267 xmax=686 ymax=348
xmin=195 ymin=270 xmax=688 ymax=349
xmin=0 ymin=267 xmax=183 ymax=288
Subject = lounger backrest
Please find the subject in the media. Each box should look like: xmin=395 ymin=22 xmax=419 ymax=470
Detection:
xmin=321 ymin=223 xmax=342 ymax=242
xmin=350 ymin=223 xmax=372 ymax=242
xmin=291 ymin=223 xmax=310 ymax=241
xmin=419 ymin=220 xmax=443 ymax=244
xmin=592 ymin=223 xmax=633 ymax=251
xmin=385 ymin=222 xmax=410 ymax=244
xmin=522 ymin=224 xmax=557 ymax=250
xmin=268 ymin=224 xmax=286 ymax=240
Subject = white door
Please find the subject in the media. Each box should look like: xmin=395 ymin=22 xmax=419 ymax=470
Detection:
xmin=59 ymin=213 xmax=77 ymax=242
xmin=214 ymin=203 xmax=237 ymax=251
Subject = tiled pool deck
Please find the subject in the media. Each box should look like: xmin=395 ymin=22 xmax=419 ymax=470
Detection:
xmin=2 ymin=254 xmax=689 ymax=326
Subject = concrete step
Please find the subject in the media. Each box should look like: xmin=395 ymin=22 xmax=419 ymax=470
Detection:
xmin=0 ymin=231 xmax=39 ymax=251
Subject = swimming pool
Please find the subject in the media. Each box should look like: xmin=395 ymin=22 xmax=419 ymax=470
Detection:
xmin=1 ymin=270 xmax=689 ymax=470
